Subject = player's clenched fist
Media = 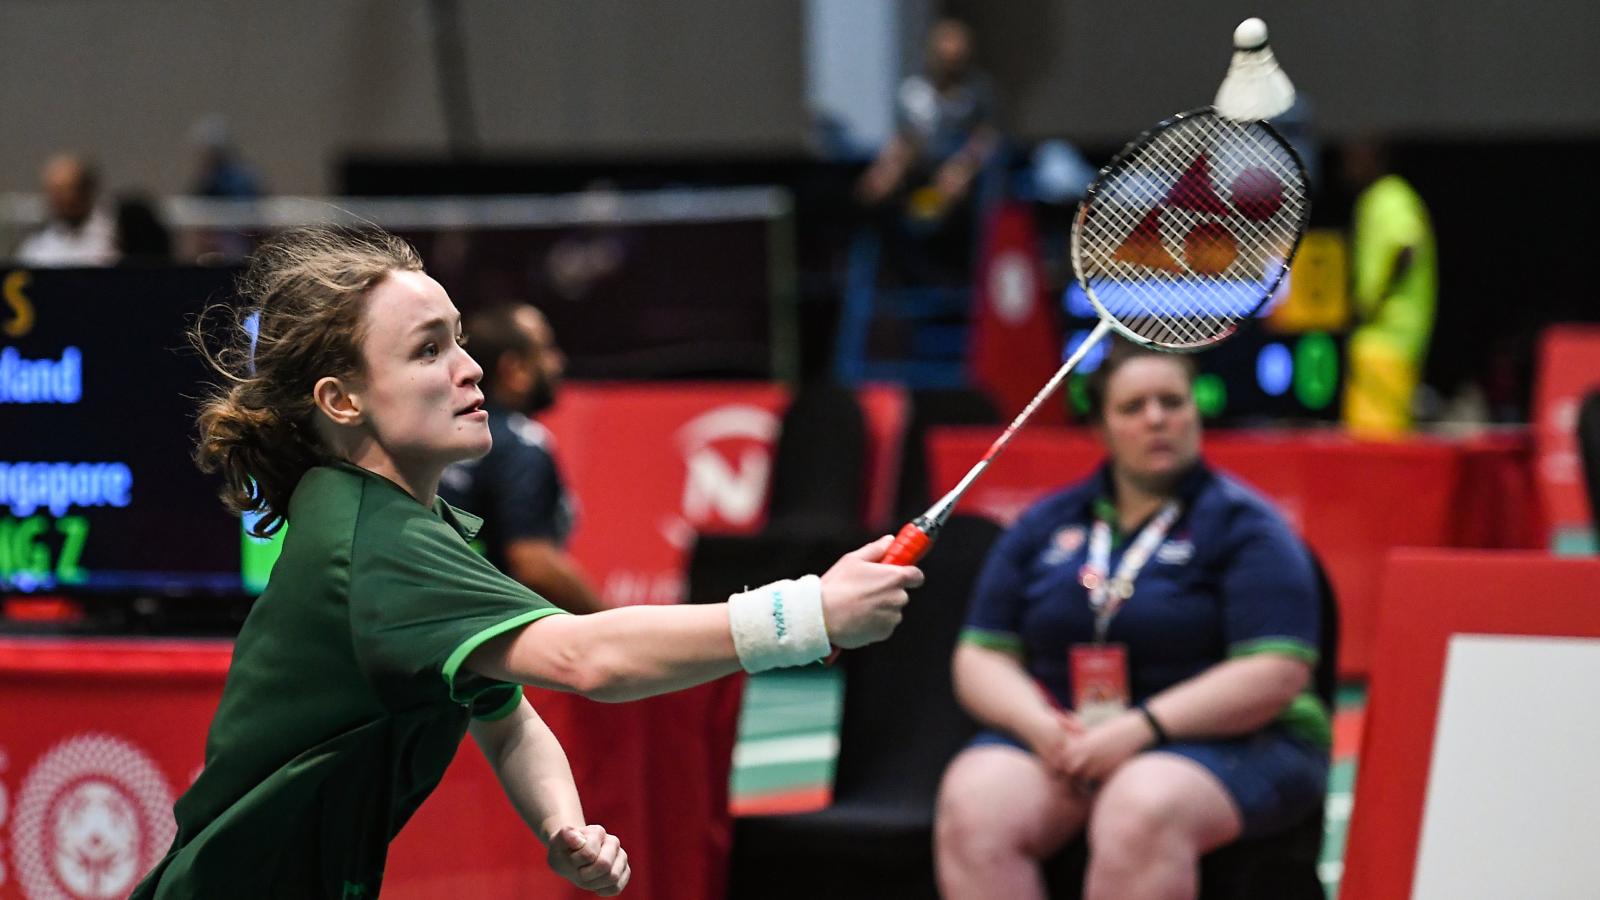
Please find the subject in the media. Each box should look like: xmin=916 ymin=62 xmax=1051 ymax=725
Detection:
xmin=548 ymin=824 xmax=631 ymax=896
xmin=820 ymin=535 xmax=927 ymax=649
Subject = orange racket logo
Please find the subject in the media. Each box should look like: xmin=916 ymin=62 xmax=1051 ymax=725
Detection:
xmin=1111 ymin=153 xmax=1285 ymax=276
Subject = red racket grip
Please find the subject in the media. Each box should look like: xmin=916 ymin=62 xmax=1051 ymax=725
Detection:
xmin=824 ymin=521 xmax=934 ymax=665
xmin=882 ymin=521 xmax=934 ymax=565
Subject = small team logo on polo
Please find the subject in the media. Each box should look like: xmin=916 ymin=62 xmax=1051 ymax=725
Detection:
xmin=1042 ymin=525 xmax=1086 ymax=566
xmin=11 ymin=734 xmax=175 ymax=900
xmin=1156 ymin=538 xmax=1195 ymax=565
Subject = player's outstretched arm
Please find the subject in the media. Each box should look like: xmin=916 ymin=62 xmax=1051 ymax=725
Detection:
xmin=466 ymin=536 xmax=923 ymax=702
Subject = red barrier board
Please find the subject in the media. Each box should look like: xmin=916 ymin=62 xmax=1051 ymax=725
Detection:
xmin=0 ymin=381 xmax=914 ymax=899
xmin=0 ymin=639 xmax=740 ymax=900
xmin=926 ymin=427 xmax=1539 ymax=677
xmin=1532 ymin=325 xmax=1600 ymax=540
xmin=1340 ymin=551 xmax=1600 ymax=900
xmin=541 ymin=383 xmax=790 ymax=607
xmin=542 ymin=382 xmax=906 ymax=607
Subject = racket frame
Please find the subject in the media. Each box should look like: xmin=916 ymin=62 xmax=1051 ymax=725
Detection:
xmin=1070 ymin=106 xmax=1312 ymax=352
xmin=894 ymin=108 xmax=1311 ymax=554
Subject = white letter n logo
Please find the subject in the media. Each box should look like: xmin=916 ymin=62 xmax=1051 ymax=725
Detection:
xmin=664 ymin=404 xmax=780 ymax=544
xmin=682 ymin=447 xmax=769 ymax=526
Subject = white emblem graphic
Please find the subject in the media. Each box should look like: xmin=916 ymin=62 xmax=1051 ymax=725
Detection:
xmin=11 ymin=734 xmax=175 ymax=900
xmin=1042 ymin=525 xmax=1087 ymax=566
xmin=1156 ymin=539 xmax=1195 ymax=565
xmin=659 ymin=404 xmax=779 ymax=549
xmin=990 ymin=251 xmax=1036 ymax=325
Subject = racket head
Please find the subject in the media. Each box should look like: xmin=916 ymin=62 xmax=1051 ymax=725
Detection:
xmin=1070 ymin=108 xmax=1310 ymax=352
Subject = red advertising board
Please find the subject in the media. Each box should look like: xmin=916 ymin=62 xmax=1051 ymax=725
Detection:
xmin=0 ymin=381 xmax=910 ymax=899
xmin=1531 ymin=325 xmax=1600 ymax=543
xmin=543 ymin=382 xmax=906 ymax=607
xmin=542 ymin=383 xmax=790 ymax=606
xmin=0 ymin=640 xmax=741 ymax=900
xmin=926 ymin=427 xmax=1539 ymax=677
xmin=1341 ymin=551 xmax=1600 ymax=900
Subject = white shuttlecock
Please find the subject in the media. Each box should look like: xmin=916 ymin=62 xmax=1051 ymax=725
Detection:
xmin=1213 ymin=17 xmax=1296 ymax=122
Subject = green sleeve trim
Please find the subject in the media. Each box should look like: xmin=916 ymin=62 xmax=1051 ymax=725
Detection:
xmin=959 ymin=628 xmax=1024 ymax=656
xmin=1275 ymin=691 xmax=1333 ymax=749
xmin=1227 ymin=636 xmax=1319 ymax=665
xmin=474 ymin=685 xmax=525 ymax=722
xmin=441 ymin=607 xmax=569 ymax=703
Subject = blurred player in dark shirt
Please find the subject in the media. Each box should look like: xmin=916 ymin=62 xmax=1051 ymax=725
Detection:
xmin=440 ymin=303 xmax=606 ymax=614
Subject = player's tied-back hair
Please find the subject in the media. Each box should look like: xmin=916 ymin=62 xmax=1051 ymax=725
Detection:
xmin=191 ymin=225 xmax=422 ymax=537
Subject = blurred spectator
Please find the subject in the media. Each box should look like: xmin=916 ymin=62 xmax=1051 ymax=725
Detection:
xmin=439 ymin=302 xmax=607 ymax=614
xmin=858 ymin=18 xmax=999 ymax=210
xmin=113 ymin=194 xmax=174 ymax=265
xmin=1340 ymin=139 xmax=1437 ymax=437
xmin=191 ymin=114 xmax=263 ymax=198
xmin=14 ymin=154 xmax=117 ymax=267
xmin=857 ymin=18 xmax=1003 ymax=283
xmin=935 ymin=340 xmax=1328 ymax=899
xmin=188 ymin=115 xmax=264 ymax=264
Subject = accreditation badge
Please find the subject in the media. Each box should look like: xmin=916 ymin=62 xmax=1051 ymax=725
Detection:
xmin=1069 ymin=643 xmax=1130 ymax=727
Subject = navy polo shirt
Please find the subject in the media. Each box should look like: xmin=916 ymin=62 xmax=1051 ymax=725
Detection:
xmin=961 ymin=461 xmax=1330 ymax=748
xmin=439 ymin=403 xmax=576 ymax=569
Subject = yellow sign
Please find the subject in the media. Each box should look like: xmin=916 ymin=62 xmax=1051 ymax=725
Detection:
xmin=4 ymin=270 xmax=35 ymax=338
xmin=1268 ymin=229 xmax=1349 ymax=333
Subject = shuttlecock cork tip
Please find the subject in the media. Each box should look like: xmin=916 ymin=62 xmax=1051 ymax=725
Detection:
xmin=1234 ymin=17 xmax=1269 ymax=51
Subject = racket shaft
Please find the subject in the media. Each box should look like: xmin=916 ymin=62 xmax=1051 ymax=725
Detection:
xmin=987 ymin=319 xmax=1112 ymax=462
xmin=923 ymin=319 xmax=1111 ymax=534
xmin=825 ymin=321 xmax=1112 ymax=666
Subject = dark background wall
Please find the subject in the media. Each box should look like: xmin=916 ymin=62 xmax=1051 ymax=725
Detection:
xmin=3 ymin=1 xmax=1596 ymax=194
xmin=0 ymin=0 xmax=807 ymax=194
xmin=951 ymin=0 xmax=1600 ymax=141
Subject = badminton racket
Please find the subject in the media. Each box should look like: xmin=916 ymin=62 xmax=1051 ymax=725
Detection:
xmin=825 ymin=19 xmax=1311 ymax=663
xmin=877 ymin=108 xmax=1309 ymax=572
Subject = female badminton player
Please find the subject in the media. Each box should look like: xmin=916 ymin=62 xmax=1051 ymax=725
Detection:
xmin=130 ymin=226 xmax=922 ymax=899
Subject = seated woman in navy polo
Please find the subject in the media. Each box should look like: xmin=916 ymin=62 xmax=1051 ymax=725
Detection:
xmin=934 ymin=339 xmax=1329 ymax=900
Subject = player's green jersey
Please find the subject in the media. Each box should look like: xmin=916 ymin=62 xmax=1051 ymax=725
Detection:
xmin=132 ymin=462 xmax=566 ymax=899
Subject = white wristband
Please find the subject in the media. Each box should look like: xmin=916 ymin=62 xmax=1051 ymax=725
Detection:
xmin=727 ymin=574 xmax=830 ymax=673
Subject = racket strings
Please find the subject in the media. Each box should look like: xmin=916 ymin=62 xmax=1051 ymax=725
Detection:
xmin=1095 ymin=120 xmax=1300 ymax=326
xmin=1100 ymin=126 xmax=1297 ymax=338
xmin=1075 ymin=113 xmax=1307 ymax=348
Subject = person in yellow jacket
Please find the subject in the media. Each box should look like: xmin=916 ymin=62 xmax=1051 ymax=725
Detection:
xmin=1340 ymin=139 xmax=1437 ymax=436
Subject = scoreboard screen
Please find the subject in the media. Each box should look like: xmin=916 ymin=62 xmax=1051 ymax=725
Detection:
xmin=0 ymin=267 xmax=272 ymax=598
xmin=1060 ymin=278 xmax=1345 ymax=424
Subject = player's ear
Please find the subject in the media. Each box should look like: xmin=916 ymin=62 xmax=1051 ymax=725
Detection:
xmin=313 ymin=376 xmax=363 ymax=427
